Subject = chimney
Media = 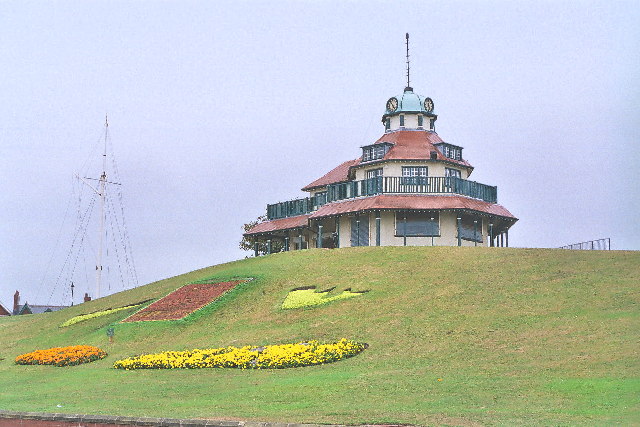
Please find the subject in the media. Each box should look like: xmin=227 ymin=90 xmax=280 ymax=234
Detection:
xmin=13 ymin=291 xmax=20 ymax=315
xmin=84 ymin=293 xmax=91 ymax=303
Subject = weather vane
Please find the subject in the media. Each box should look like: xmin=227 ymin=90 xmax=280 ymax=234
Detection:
xmin=405 ymin=33 xmax=411 ymax=90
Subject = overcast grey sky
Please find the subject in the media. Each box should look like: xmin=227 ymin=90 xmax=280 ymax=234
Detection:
xmin=1 ymin=1 xmax=639 ymax=308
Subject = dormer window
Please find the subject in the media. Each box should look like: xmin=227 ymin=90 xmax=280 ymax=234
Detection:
xmin=435 ymin=142 xmax=463 ymax=161
xmin=430 ymin=118 xmax=435 ymax=131
xmin=362 ymin=142 xmax=393 ymax=162
xmin=399 ymin=115 xmax=405 ymax=127
xmin=417 ymin=115 xmax=424 ymax=127
xmin=385 ymin=118 xmax=390 ymax=130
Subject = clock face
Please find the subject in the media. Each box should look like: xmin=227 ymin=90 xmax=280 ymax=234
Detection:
xmin=386 ymin=97 xmax=398 ymax=112
xmin=424 ymin=97 xmax=434 ymax=113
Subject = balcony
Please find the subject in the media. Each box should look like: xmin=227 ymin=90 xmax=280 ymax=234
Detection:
xmin=267 ymin=176 xmax=498 ymax=220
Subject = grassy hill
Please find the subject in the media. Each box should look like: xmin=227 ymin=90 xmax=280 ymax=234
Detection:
xmin=1 ymin=247 xmax=638 ymax=426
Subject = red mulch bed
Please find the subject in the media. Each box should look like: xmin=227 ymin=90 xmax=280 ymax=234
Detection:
xmin=122 ymin=280 xmax=246 ymax=322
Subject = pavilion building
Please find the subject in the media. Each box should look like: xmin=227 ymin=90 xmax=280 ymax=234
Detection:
xmin=244 ymin=83 xmax=517 ymax=253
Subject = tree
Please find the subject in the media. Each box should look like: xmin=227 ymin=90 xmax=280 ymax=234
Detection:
xmin=239 ymin=215 xmax=284 ymax=256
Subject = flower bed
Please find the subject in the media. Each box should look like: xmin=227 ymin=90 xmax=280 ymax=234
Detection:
xmin=282 ymin=286 xmax=368 ymax=309
xmin=113 ymin=338 xmax=366 ymax=370
xmin=15 ymin=345 xmax=107 ymax=367
xmin=60 ymin=300 xmax=151 ymax=327
xmin=122 ymin=280 xmax=247 ymax=322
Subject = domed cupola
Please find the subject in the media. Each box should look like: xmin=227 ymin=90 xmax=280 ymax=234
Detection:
xmin=382 ymin=88 xmax=437 ymax=133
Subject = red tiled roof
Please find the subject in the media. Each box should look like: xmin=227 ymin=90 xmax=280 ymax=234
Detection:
xmin=309 ymin=195 xmax=517 ymax=220
xmin=244 ymin=214 xmax=310 ymax=236
xmin=301 ymin=159 xmax=359 ymax=191
xmin=302 ymin=131 xmax=473 ymax=192
xmin=359 ymin=130 xmax=473 ymax=169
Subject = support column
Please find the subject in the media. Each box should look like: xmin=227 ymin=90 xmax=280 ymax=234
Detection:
xmin=318 ymin=224 xmax=323 ymax=248
xmin=267 ymin=239 xmax=272 ymax=255
xmin=473 ymin=219 xmax=478 ymax=247
xmin=375 ymin=211 xmax=381 ymax=246
xmin=506 ymin=230 xmax=509 ymax=247
xmin=299 ymin=233 xmax=303 ymax=250
xmin=403 ymin=214 xmax=407 ymax=246
xmin=489 ymin=222 xmax=494 ymax=247
xmin=430 ymin=216 xmax=435 ymax=246
xmin=284 ymin=237 xmax=289 ymax=252
xmin=254 ymin=241 xmax=259 ymax=257
xmin=457 ymin=216 xmax=462 ymax=247
xmin=336 ymin=217 xmax=340 ymax=248
xmin=356 ymin=217 xmax=360 ymax=247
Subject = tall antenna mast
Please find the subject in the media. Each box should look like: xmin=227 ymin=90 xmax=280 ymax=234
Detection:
xmin=405 ymin=33 xmax=412 ymax=91
xmin=95 ymin=114 xmax=108 ymax=299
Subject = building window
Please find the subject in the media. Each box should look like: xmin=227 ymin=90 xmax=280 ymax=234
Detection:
xmin=395 ymin=212 xmax=439 ymax=237
xmin=399 ymin=115 xmax=405 ymax=127
xmin=402 ymin=166 xmax=428 ymax=177
xmin=445 ymin=168 xmax=461 ymax=179
xmin=436 ymin=143 xmax=463 ymax=161
xmin=458 ymin=215 xmax=483 ymax=243
xmin=350 ymin=215 xmax=369 ymax=246
xmin=312 ymin=191 xmax=327 ymax=209
xmin=362 ymin=143 xmax=392 ymax=162
xmin=402 ymin=166 xmax=428 ymax=184
xmin=364 ymin=168 xmax=383 ymax=194
xmin=430 ymin=118 xmax=435 ymax=130
xmin=385 ymin=118 xmax=390 ymax=130
xmin=367 ymin=168 xmax=383 ymax=179
xmin=418 ymin=115 xmax=423 ymax=127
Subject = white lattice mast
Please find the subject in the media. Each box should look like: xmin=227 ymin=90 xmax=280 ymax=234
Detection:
xmin=95 ymin=114 xmax=108 ymax=299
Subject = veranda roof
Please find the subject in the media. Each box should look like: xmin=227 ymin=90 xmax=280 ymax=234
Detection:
xmin=245 ymin=214 xmax=311 ymax=236
xmin=309 ymin=195 xmax=517 ymax=220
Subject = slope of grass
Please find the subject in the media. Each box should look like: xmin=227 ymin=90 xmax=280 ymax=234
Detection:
xmin=0 ymin=247 xmax=638 ymax=426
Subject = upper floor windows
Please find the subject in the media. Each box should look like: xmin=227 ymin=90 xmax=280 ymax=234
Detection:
xmin=445 ymin=168 xmax=461 ymax=179
xmin=361 ymin=142 xmax=393 ymax=163
xmin=418 ymin=115 xmax=424 ymax=127
xmin=399 ymin=115 xmax=405 ymax=127
xmin=435 ymin=142 xmax=463 ymax=161
xmin=366 ymin=168 xmax=383 ymax=179
xmin=402 ymin=166 xmax=428 ymax=177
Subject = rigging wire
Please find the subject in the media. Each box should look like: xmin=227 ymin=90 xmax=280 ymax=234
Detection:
xmin=106 ymin=196 xmax=124 ymax=290
xmin=46 ymin=193 xmax=97 ymax=305
xmin=36 ymin=174 xmax=75 ymax=303
xmin=108 ymin=134 xmax=139 ymax=287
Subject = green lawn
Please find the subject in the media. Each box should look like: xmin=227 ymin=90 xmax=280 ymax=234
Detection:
xmin=1 ymin=247 xmax=638 ymax=426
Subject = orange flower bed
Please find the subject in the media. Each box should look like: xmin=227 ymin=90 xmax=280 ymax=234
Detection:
xmin=15 ymin=345 xmax=107 ymax=367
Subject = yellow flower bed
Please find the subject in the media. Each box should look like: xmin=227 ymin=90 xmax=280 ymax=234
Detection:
xmin=282 ymin=287 xmax=367 ymax=309
xmin=60 ymin=301 xmax=149 ymax=327
xmin=113 ymin=338 xmax=366 ymax=370
xmin=15 ymin=345 xmax=107 ymax=367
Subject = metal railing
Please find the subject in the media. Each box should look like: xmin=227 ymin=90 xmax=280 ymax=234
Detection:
xmin=560 ymin=238 xmax=611 ymax=250
xmin=267 ymin=176 xmax=498 ymax=220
